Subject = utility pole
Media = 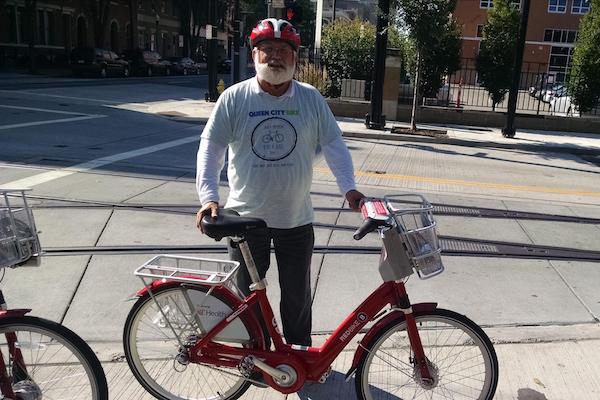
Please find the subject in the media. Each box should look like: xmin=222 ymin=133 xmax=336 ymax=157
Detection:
xmin=206 ymin=0 xmax=218 ymax=101
xmin=502 ymin=0 xmax=531 ymax=138
xmin=366 ymin=0 xmax=389 ymax=130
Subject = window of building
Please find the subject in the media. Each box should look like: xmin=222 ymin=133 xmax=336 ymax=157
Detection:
xmin=543 ymin=29 xmax=578 ymax=43
xmin=63 ymin=14 xmax=72 ymax=48
xmin=47 ymin=11 xmax=55 ymax=45
xmin=6 ymin=5 xmax=17 ymax=43
xmin=480 ymin=0 xmax=521 ymax=9
xmin=549 ymin=46 xmax=574 ymax=83
xmin=17 ymin=7 xmax=26 ymax=44
xmin=38 ymin=10 xmax=46 ymax=45
xmin=476 ymin=24 xmax=484 ymax=37
xmin=572 ymin=0 xmax=590 ymax=14
xmin=548 ymin=0 xmax=567 ymax=13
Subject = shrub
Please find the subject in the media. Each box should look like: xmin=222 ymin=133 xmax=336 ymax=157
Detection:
xmin=295 ymin=61 xmax=331 ymax=96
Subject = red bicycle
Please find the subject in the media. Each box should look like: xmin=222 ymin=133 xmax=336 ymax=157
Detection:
xmin=0 ymin=189 xmax=108 ymax=399
xmin=124 ymin=194 xmax=499 ymax=399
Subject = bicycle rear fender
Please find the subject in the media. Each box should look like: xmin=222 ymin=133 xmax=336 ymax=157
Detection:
xmin=0 ymin=309 xmax=31 ymax=318
xmin=345 ymin=302 xmax=437 ymax=380
xmin=134 ymin=280 xmax=267 ymax=349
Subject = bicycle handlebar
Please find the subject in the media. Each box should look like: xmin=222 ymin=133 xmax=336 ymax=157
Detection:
xmin=353 ymin=198 xmax=393 ymax=240
xmin=353 ymin=218 xmax=381 ymax=240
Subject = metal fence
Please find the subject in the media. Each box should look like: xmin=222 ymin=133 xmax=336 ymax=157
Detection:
xmin=294 ymin=55 xmax=598 ymax=118
xmin=437 ymin=58 xmax=598 ymax=117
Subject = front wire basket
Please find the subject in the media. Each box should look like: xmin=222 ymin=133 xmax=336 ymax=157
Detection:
xmin=0 ymin=189 xmax=42 ymax=269
xmin=384 ymin=194 xmax=445 ymax=279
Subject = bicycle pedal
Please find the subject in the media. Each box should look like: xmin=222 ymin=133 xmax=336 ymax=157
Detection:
xmin=238 ymin=356 xmax=255 ymax=378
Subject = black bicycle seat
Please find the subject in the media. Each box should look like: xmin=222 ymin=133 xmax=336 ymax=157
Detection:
xmin=201 ymin=209 xmax=267 ymax=241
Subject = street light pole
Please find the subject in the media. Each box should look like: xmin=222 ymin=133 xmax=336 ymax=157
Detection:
xmin=332 ymin=0 xmax=336 ymax=21
xmin=502 ymin=0 xmax=531 ymax=138
xmin=206 ymin=0 xmax=218 ymax=101
xmin=366 ymin=0 xmax=389 ymax=130
xmin=233 ymin=0 xmax=241 ymax=83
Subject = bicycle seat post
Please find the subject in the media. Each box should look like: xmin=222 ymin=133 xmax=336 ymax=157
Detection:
xmin=233 ymin=237 xmax=267 ymax=291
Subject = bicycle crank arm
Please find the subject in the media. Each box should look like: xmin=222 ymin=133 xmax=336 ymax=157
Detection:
xmin=247 ymin=355 xmax=292 ymax=383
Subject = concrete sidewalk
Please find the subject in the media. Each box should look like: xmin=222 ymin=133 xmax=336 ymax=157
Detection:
xmin=2 ymin=95 xmax=600 ymax=399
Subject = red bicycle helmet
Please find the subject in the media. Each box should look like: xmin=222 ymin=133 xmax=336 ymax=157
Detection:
xmin=249 ymin=18 xmax=301 ymax=51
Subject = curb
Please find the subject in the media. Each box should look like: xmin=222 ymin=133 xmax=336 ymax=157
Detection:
xmin=159 ymin=114 xmax=600 ymax=156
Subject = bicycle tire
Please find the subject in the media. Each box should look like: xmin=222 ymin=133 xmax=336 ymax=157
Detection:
xmin=0 ymin=315 xmax=108 ymax=400
xmin=355 ymin=308 xmax=498 ymax=400
xmin=123 ymin=284 xmax=264 ymax=400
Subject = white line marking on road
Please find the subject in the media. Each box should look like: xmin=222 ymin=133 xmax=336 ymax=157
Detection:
xmin=0 ymin=104 xmax=106 ymax=130
xmin=0 ymin=104 xmax=92 ymax=115
xmin=2 ymin=135 xmax=199 ymax=188
xmin=0 ymin=115 xmax=106 ymax=130
xmin=0 ymin=89 xmax=120 ymax=104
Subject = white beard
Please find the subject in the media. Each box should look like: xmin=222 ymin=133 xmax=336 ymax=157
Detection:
xmin=254 ymin=54 xmax=295 ymax=85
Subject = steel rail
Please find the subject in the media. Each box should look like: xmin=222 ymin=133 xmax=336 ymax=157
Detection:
xmin=41 ymin=237 xmax=600 ymax=262
xmin=27 ymin=198 xmax=600 ymax=225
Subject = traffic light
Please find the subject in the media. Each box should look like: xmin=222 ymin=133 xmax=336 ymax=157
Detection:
xmin=284 ymin=1 xmax=303 ymax=25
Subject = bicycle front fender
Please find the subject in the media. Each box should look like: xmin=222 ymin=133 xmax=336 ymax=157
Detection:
xmin=0 ymin=309 xmax=31 ymax=318
xmin=345 ymin=302 xmax=437 ymax=381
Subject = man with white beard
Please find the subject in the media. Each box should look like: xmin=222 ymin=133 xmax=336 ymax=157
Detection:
xmin=195 ymin=18 xmax=364 ymax=350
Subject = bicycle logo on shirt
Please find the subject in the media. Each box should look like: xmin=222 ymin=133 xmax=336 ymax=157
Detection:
xmin=251 ymin=117 xmax=297 ymax=161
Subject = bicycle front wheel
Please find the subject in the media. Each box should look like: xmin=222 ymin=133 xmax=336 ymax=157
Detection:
xmin=0 ymin=315 xmax=108 ymax=399
xmin=124 ymin=284 xmax=263 ymax=400
xmin=356 ymin=308 xmax=498 ymax=400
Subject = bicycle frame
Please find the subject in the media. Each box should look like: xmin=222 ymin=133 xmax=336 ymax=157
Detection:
xmin=181 ymin=276 xmax=437 ymax=393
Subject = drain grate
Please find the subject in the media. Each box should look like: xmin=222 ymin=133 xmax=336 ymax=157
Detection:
xmin=441 ymin=239 xmax=498 ymax=253
xmin=435 ymin=206 xmax=481 ymax=216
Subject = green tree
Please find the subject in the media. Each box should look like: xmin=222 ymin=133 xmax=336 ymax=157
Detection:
xmin=321 ymin=19 xmax=405 ymax=97
xmin=475 ymin=0 xmax=519 ymax=111
xmin=569 ymin=0 xmax=600 ymax=113
xmin=398 ymin=0 xmax=461 ymax=130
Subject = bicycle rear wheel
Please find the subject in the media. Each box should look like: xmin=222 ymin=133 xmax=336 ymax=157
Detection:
xmin=356 ymin=308 xmax=498 ymax=400
xmin=0 ymin=315 xmax=108 ymax=399
xmin=123 ymin=284 xmax=263 ymax=400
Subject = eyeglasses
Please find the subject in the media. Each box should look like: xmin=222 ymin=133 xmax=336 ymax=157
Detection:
xmin=257 ymin=46 xmax=294 ymax=57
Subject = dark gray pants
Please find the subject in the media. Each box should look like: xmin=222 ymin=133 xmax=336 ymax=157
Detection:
xmin=228 ymin=224 xmax=314 ymax=346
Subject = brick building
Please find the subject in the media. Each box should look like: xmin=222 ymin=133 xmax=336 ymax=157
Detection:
xmin=453 ymin=0 xmax=590 ymax=84
xmin=0 ymin=0 xmax=185 ymax=68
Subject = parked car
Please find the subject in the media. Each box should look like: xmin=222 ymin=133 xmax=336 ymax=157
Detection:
xmin=121 ymin=49 xmax=172 ymax=76
xmin=551 ymin=93 xmax=580 ymax=117
xmin=70 ymin=47 xmax=130 ymax=78
xmin=542 ymin=84 xmax=565 ymax=103
xmin=165 ymin=57 xmax=201 ymax=75
xmin=528 ymin=73 xmax=550 ymax=99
